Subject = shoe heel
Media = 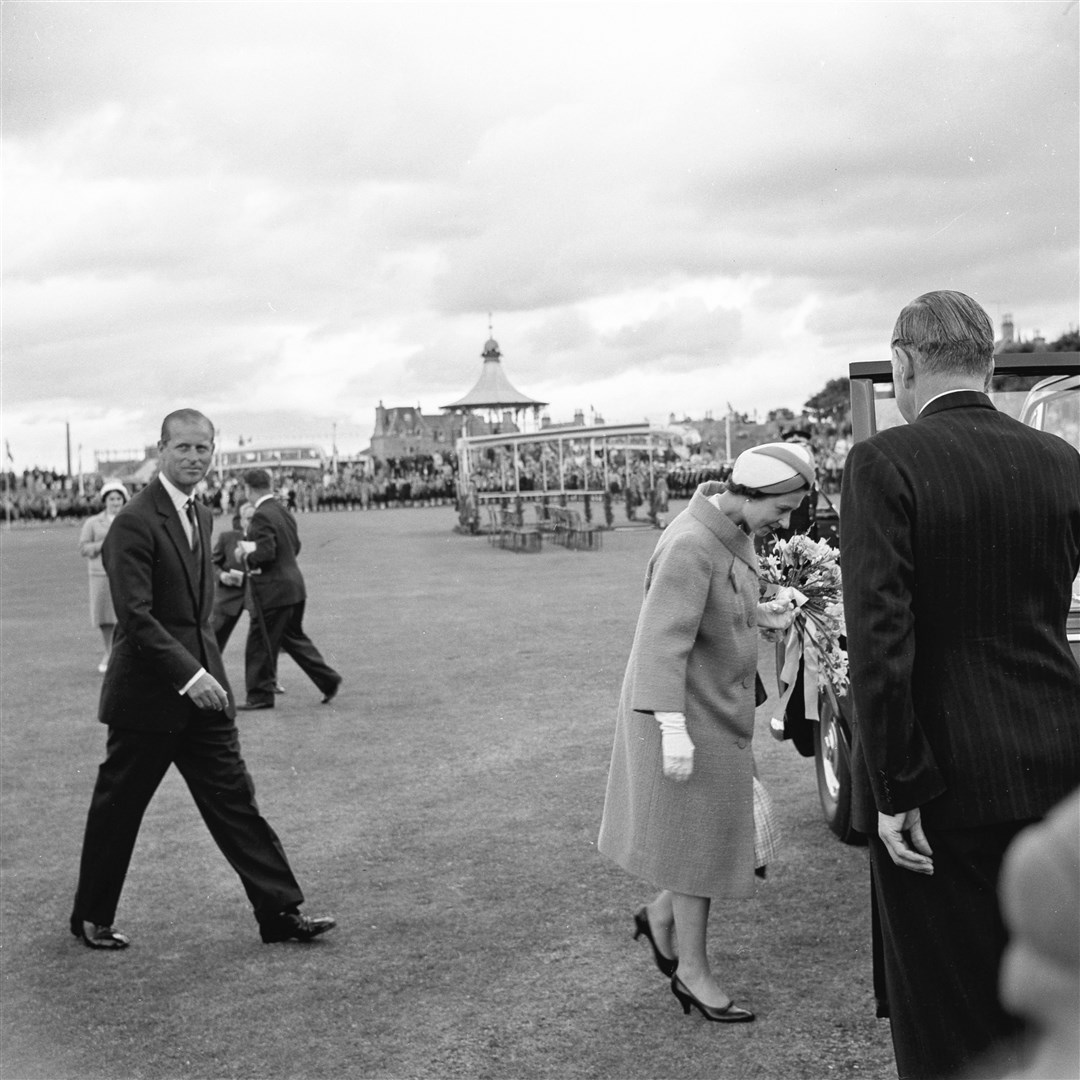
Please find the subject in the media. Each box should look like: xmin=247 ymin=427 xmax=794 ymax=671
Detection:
xmin=670 ymin=983 xmax=692 ymax=1015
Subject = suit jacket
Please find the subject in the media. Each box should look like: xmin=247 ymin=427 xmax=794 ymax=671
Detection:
xmin=99 ymin=478 xmax=235 ymax=730
xmin=841 ymin=391 xmax=1080 ymax=830
xmin=245 ymin=497 xmax=306 ymax=612
xmin=211 ymin=527 xmax=248 ymax=619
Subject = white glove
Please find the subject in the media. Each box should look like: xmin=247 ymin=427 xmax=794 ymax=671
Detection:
xmin=757 ymin=587 xmax=805 ymax=629
xmin=657 ymin=711 xmax=694 ymax=781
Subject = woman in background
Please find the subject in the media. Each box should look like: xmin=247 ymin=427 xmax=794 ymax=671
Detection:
xmin=78 ymin=479 xmax=128 ymax=673
xmin=598 ymin=442 xmax=814 ymax=1023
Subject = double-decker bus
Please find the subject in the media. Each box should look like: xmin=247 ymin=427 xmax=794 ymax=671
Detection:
xmin=216 ymin=444 xmax=327 ymax=477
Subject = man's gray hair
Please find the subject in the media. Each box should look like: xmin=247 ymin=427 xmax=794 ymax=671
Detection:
xmin=891 ymin=291 xmax=995 ymax=381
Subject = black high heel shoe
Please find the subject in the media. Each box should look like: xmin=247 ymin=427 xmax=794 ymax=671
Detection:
xmin=670 ymin=973 xmax=755 ymax=1023
xmin=632 ymin=907 xmax=677 ymax=977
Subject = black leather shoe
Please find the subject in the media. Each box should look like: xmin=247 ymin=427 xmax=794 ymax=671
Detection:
xmin=633 ymin=906 xmax=677 ymax=977
xmin=237 ymin=701 xmax=274 ymax=711
xmin=670 ymin=974 xmax=755 ymax=1022
xmin=70 ymin=915 xmax=130 ymax=950
xmin=259 ymin=911 xmax=336 ymax=943
xmin=321 ymin=678 xmax=342 ymax=705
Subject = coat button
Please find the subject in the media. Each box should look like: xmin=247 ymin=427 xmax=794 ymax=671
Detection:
xmin=741 ymin=676 xmax=752 ymax=689
xmin=746 ymin=614 xmax=755 ymax=627
xmin=736 ymin=737 xmax=747 ymax=749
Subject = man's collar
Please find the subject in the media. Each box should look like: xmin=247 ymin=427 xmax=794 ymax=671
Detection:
xmin=919 ymin=388 xmax=994 ymax=419
xmin=158 ymin=472 xmax=193 ymax=510
xmin=919 ymin=387 xmax=987 ymax=416
xmin=254 ymin=493 xmax=275 ymax=508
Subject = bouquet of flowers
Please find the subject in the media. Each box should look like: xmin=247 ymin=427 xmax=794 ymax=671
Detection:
xmin=759 ymin=533 xmax=849 ymax=696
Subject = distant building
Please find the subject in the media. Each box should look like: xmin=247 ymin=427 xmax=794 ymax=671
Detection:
xmin=996 ymin=312 xmax=1048 ymax=354
xmin=368 ymin=404 xmax=483 ymax=462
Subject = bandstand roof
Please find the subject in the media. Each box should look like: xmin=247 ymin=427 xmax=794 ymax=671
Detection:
xmin=441 ymin=337 xmax=548 ymax=412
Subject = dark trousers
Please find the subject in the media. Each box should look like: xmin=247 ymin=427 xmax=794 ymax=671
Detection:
xmin=213 ymin=608 xmax=243 ymax=652
xmin=868 ymin=821 xmax=1031 ymax=1079
xmin=244 ymin=600 xmax=339 ymax=705
xmin=72 ymin=721 xmax=304 ymax=926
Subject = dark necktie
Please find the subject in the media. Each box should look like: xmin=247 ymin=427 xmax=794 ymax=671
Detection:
xmin=184 ymin=499 xmax=200 ymax=555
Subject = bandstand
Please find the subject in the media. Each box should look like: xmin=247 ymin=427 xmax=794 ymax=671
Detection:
xmin=454 ymin=421 xmax=677 ymax=540
xmin=441 ymin=333 xmax=548 ymax=433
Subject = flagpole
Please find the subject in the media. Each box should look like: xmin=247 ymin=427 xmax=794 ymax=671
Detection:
xmin=4 ymin=440 xmax=13 ymax=531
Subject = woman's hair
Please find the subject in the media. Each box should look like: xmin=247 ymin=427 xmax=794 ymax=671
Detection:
xmin=726 ymin=479 xmax=808 ymax=500
xmin=891 ymin=290 xmax=994 ymax=381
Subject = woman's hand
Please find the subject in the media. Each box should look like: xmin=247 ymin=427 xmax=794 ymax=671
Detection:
xmin=657 ymin=712 xmax=694 ymax=781
xmin=757 ymin=586 xmax=805 ymax=629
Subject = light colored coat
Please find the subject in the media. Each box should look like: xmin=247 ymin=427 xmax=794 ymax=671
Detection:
xmin=598 ymin=482 xmax=761 ymax=898
xmin=80 ymin=510 xmax=117 ymax=626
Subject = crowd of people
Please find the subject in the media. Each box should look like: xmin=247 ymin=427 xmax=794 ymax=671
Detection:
xmin=3 ymin=426 xmax=848 ymax=528
xmin=2 ymin=457 xmax=461 ymax=525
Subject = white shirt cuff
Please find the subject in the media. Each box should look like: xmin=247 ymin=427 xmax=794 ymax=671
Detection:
xmin=179 ymin=668 xmax=207 ymax=695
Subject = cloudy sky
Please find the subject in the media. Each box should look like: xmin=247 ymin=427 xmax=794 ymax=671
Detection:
xmin=3 ymin=1 xmax=1077 ymax=471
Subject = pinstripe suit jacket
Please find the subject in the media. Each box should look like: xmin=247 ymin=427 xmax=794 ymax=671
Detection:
xmin=840 ymin=390 xmax=1080 ymax=830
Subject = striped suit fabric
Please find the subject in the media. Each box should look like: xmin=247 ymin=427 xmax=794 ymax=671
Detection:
xmin=839 ymin=389 xmax=1080 ymax=1080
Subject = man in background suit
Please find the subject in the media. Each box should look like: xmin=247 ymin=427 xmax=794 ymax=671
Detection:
xmin=210 ymin=500 xmax=254 ymax=651
xmin=840 ymin=291 xmax=1080 ymax=1078
xmin=236 ymin=468 xmax=341 ymax=711
xmin=69 ymin=409 xmax=336 ymax=948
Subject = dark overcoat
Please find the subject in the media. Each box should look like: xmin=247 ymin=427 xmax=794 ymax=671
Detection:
xmin=841 ymin=391 xmax=1080 ymax=831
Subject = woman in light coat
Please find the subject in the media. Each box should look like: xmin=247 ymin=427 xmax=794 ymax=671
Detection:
xmin=598 ymin=442 xmax=814 ymax=1023
xmin=78 ymin=480 xmax=128 ymax=672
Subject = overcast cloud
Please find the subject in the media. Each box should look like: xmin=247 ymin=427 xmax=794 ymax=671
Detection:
xmin=3 ymin=1 xmax=1077 ymax=469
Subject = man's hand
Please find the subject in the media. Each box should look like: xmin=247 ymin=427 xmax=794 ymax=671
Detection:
xmin=878 ymin=808 xmax=934 ymax=874
xmin=185 ymin=672 xmax=230 ymax=712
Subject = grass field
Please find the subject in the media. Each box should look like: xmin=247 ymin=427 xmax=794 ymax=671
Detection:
xmin=0 ymin=506 xmax=894 ymax=1080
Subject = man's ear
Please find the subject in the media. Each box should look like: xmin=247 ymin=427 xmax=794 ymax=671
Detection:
xmin=891 ymin=345 xmax=916 ymax=388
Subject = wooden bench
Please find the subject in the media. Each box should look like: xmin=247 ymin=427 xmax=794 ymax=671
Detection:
xmin=548 ymin=506 xmax=603 ymax=551
xmin=486 ymin=506 xmax=541 ymax=553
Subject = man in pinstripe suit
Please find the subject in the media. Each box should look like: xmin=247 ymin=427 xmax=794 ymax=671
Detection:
xmin=840 ymin=292 xmax=1080 ymax=1079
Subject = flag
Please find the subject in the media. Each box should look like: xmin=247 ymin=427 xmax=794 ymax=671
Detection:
xmin=4 ymin=439 xmax=12 ymax=464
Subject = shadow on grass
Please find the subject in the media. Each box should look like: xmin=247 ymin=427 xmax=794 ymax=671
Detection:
xmin=1 ymin=508 xmax=894 ymax=1079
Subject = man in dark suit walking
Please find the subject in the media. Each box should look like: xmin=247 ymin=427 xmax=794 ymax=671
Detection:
xmin=236 ymin=469 xmax=341 ymax=711
xmin=840 ymin=291 xmax=1080 ymax=1078
xmin=69 ymin=409 xmax=336 ymax=949
xmin=210 ymin=500 xmax=253 ymax=651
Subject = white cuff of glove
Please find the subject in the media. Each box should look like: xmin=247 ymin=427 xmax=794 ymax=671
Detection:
xmin=656 ymin=711 xmax=694 ymax=779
